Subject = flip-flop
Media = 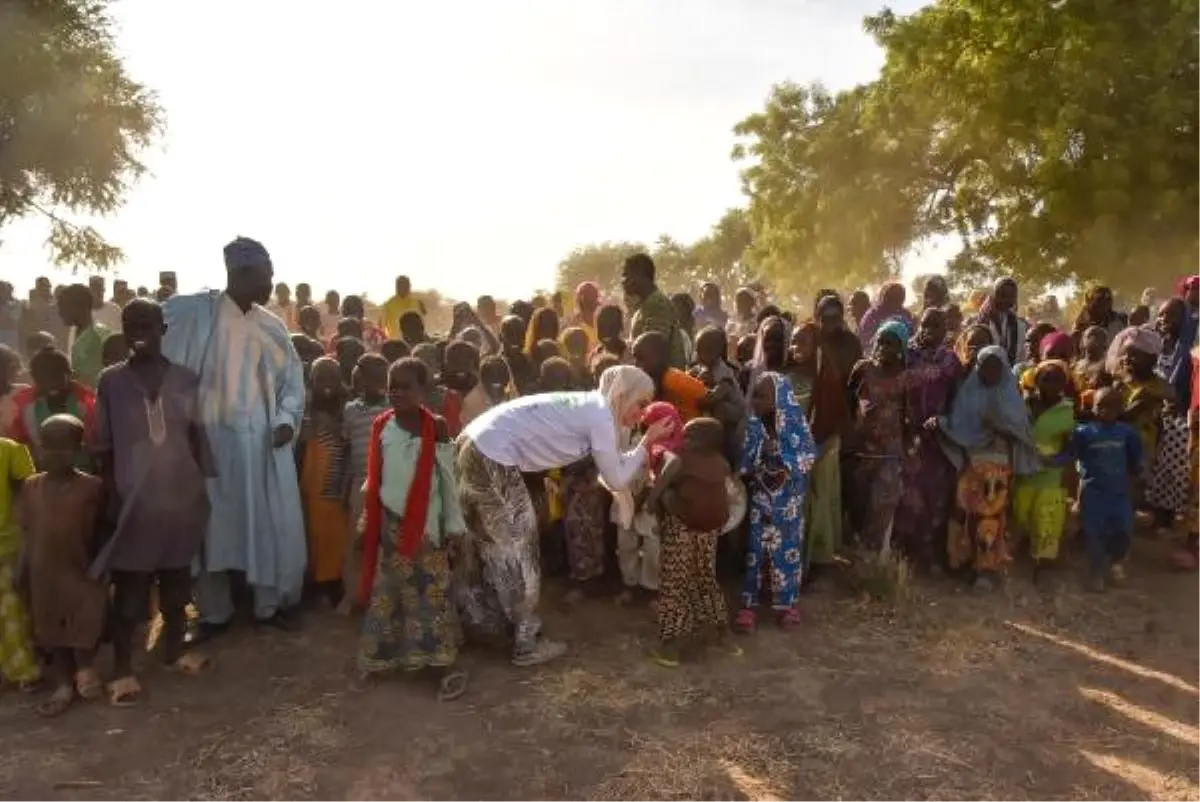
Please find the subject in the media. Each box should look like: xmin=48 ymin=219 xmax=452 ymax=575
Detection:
xmin=436 ymin=670 xmax=468 ymax=702
xmin=647 ymin=648 xmax=680 ymax=668
xmin=169 ymin=652 xmax=211 ymax=676
xmin=37 ymin=687 xmax=74 ymax=718
xmin=74 ymin=669 xmax=102 ymax=701
xmin=107 ymin=676 xmax=142 ymax=708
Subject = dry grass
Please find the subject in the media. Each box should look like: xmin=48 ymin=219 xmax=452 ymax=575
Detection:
xmin=0 ymin=537 xmax=1196 ymax=800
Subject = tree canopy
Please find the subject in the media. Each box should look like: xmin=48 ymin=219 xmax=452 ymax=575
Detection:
xmin=733 ymin=0 xmax=1199 ymax=297
xmin=0 ymin=0 xmax=163 ymax=269
xmin=554 ymin=210 xmax=758 ymax=302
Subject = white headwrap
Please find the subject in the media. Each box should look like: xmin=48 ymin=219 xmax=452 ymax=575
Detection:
xmin=597 ymin=364 xmax=654 ymax=422
xmin=1105 ymin=325 xmax=1163 ymax=374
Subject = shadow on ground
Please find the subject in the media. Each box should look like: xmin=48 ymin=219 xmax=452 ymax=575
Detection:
xmin=1 ymin=538 xmax=1196 ymax=800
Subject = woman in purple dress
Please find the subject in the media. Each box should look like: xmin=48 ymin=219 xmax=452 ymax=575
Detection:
xmin=894 ymin=309 xmax=962 ymax=570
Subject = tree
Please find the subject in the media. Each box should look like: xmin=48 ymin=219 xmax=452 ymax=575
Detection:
xmin=686 ymin=208 xmax=758 ymax=299
xmin=733 ymin=0 xmax=1199 ymax=297
xmin=554 ymin=241 xmax=646 ymax=300
xmin=0 ymin=0 xmax=164 ymax=269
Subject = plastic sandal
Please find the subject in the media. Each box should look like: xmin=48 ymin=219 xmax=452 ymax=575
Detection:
xmin=169 ymin=652 xmax=211 ymax=676
xmin=779 ymin=608 xmax=801 ymax=629
xmin=74 ymin=668 xmax=102 ymax=701
xmin=436 ymin=670 xmax=469 ymax=702
xmin=107 ymin=675 xmax=142 ymax=707
xmin=734 ymin=608 xmax=757 ymax=633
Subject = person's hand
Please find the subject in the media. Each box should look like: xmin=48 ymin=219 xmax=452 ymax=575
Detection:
xmin=642 ymin=418 xmax=674 ymax=447
xmin=272 ymin=424 xmax=295 ymax=448
xmin=923 ymin=416 xmax=940 ymax=432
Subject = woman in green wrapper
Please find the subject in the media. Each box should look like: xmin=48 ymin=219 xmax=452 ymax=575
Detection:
xmin=786 ymin=321 xmax=849 ymax=585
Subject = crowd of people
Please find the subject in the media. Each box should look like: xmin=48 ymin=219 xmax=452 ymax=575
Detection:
xmin=0 ymin=239 xmax=1196 ymax=716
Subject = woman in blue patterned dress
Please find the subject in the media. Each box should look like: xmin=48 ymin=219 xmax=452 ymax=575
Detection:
xmin=737 ymin=372 xmax=817 ymax=632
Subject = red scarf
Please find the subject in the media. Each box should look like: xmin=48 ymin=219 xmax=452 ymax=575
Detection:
xmin=357 ymin=406 xmax=438 ymax=606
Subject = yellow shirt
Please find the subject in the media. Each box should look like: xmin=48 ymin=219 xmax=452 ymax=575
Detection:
xmin=380 ymin=295 xmax=424 ymax=338
xmin=0 ymin=438 xmax=35 ymax=558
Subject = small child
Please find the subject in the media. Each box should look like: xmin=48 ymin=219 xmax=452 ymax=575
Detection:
xmin=613 ymin=402 xmax=683 ymax=605
xmin=337 ymin=354 xmax=390 ymax=615
xmin=592 ymin=305 xmax=627 ymax=363
xmin=536 ymin=357 xmax=574 ymax=568
xmin=297 ymin=305 xmax=323 ymax=342
xmin=444 ymin=341 xmax=490 ymax=427
xmin=1072 ymin=325 xmax=1111 ymax=414
xmin=738 ymin=372 xmax=816 ymax=631
xmin=380 ymin=339 xmax=410 ymax=366
xmin=0 ymin=435 xmax=38 ymax=690
xmin=1013 ymin=361 xmax=1076 ymax=582
xmin=299 ymin=357 xmax=350 ymax=606
xmin=19 ymin=414 xmax=106 ymax=716
xmin=100 ymin=333 xmax=129 ymax=369
xmin=479 ymin=355 xmax=512 ymax=406
xmin=1073 ymin=388 xmax=1143 ymax=591
xmin=560 ymin=327 xmax=592 ymax=389
xmin=647 ymin=417 xmax=734 ymax=666
xmin=57 ymin=283 xmax=111 ymax=389
xmin=334 ymin=336 xmax=367 ymax=391
xmin=356 ymin=358 xmax=467 ymax=700
xmin=291 ymin=333 xmax=326 ymax=387
xmin=692 ymin=326 xmax=748 ymax=467
xmin=11 ymin=349 xmax=95 ymax=470
xmin=500 ymin=315 xmax=536 ymax=396
xmin=92 ymin=298 xmax=214 ymax=704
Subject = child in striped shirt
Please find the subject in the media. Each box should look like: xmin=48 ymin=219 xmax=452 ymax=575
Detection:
xmin=337 ymin=353 xmax=391 ymax=615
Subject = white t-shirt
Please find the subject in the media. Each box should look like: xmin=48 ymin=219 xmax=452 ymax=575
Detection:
xmin=464 ymin=391 xmax=646 ymax=490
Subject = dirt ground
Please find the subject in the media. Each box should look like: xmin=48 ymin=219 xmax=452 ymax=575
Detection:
xmin=0 ymin=536 xmax=1196 ymax=801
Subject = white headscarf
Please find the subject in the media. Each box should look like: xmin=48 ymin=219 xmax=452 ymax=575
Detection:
xmin=1105 ymin=325 xmax=1163 ymax=375
xmin=597 ymin=364 xmax=654 ymax=425
xmin=596 ymin=365 xmax=654 ymax=510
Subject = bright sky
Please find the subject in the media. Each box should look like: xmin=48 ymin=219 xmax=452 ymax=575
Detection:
xmin=3 ymin=0 xmax=949 ymax=301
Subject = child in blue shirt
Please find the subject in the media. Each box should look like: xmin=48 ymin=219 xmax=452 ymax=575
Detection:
xmin=1072 ymin=387 xmax=1144 ymax=592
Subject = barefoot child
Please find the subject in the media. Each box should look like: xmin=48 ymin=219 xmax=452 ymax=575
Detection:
xmin=738 ymin=372 xmax=817 ymax=631
xmin=647 ymin=417 xmax=734 ymax=666
xmin=0 ymin=435 xmax=38 ymax=690
xmin=357 ymin=358 xmax=467 ymax=700
xmin=92 ymin=299 xmax=215 ymax=704
xmin=300 ymin=357 xmax=350 ymax=606
xmin=338 ymin=353 xmax=390 ymax=614
xmin=19 ymin=415 xmax=106 ymax=716
xmin=1074 ymin=388 xmax=1143 ymax=591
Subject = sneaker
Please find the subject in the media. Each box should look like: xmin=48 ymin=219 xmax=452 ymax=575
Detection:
xmin=512 ymin=638 xmax=567 ymax=667
xmin=1109 ymin=563 xmax=1127 ymax=585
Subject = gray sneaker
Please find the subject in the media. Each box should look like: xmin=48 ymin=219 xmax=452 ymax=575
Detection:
xmin=512 ymin=638 xmax=567 ymax=667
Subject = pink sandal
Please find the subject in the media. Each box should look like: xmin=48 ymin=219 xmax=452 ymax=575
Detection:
xmin=779 ymin=608 xmax=801 ymax=629
xmin=734 ymin=608 xmax=757 ymax=633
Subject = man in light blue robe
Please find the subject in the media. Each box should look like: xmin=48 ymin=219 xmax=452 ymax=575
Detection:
xmin=161 ymin=237 xmax=307 ymax=637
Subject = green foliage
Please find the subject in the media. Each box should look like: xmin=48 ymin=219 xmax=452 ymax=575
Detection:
xmin=0 ymin=0 xmax=164 ymax=269
xmin=734 ymin=0 xmax=1199 ymax=296
xmin=554 ymin=210 xmax=759 ymax=303
xmin=555 ymin=241 xmax=647 ymax=300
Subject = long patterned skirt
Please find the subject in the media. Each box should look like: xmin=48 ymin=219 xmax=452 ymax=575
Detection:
xmin=743 ymin=491 xmax=804 ymax=609
xmin=455 ymin=439 xmax=543 ymax=653
xmin=657 ymin=514 xmax=727 ymax=643
xmin=894 ymin=439 xmax=955 ymax=564
xmin=852 ymin=455 xmax=903 ymax=552
xmin=563 ymin=464 xmax=607 ymax=583
xmin=0 ymin=557 xmax=39 ymax=684
xmin=357 ymin=516 xmax=461 ymax=674
xmin=1146 ymin=414 xmax=1190 ymax=514
xmin=947 ymin=457 xmax=1013 ymax=573
xmin=300 ymin=438 xmax=350 ymax=583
